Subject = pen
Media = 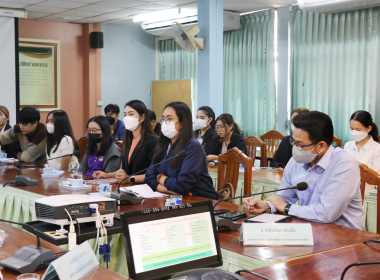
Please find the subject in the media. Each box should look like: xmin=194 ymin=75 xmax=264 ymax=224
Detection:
xmin=248 ymin=196 xmax=253 ymax=210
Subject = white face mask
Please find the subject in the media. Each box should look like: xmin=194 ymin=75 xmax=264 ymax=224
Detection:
xmin=161 ymin=121 xmax=178 ymax=139
xmin=47 ymin=123 xmax=54 ymax=134
xmin=123 ymin=116 xmax=140 ymax=131
xmin=196 ymin=118 xmax=209 ymax=130
xmin=350 ymin=130 xmax=368 ymax=142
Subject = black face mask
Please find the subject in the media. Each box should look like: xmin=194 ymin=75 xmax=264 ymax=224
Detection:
xmin=88 ymin=133 xmax=102 ymax=144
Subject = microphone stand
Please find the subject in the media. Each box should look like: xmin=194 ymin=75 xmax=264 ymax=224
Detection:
xmin=111 ymin=153 xmax=185 ymax=205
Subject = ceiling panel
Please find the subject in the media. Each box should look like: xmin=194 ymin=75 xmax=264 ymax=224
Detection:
xmin=26 ymin=11 xmax=51 ymax=19
xmin=96 ymin=0 xmax=146 ymax=8
xmin=25 ymin=5 xmax=68 ymax=13
xmin=159 ymin=0 xmax=196 ymax=5
xmin=39 ymin=14 xmax=85 ymax=21
xmin=77 ymin=3 xmax=124 ymax=12
xmin=64 ymin=0 xmax=102 ymax=3
xmin=8 ymin=0 xmax=45 ymax=4
xmin=0 ymin=2 xmax=29 ymax=8
xmin=56 ymin=9 xmax=102 ymax=17
xmin=87 ymin=13 xmax=124 ymax=20
xmin=105 ymin=17 xmax=136 ymax=25
xmin=111 ymin=8 xmax=147 ymax=16
xmin=36 ymin=1 xmax=88 ymax=9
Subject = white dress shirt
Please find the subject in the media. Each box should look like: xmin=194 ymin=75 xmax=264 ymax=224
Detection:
xmin=344 ymin=136 xmax=380 ymax=174
xmin=46 ymin=136 xmax=79 ymax=169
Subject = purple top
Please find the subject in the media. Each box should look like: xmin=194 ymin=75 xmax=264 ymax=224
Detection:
xmin=86 ymin=148 xmax=109 ymax=176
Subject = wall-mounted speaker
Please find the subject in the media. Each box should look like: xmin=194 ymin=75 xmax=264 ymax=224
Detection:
xmin=90 ymin=32 xmax=103 ymax=49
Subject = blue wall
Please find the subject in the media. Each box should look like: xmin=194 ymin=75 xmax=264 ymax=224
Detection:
xmin=101 ymin=23 xmax=156 ymax=116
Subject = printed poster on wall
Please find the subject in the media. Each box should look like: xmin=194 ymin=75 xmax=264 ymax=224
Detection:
xmin=19 ymin=39 xmax=60 ymax=110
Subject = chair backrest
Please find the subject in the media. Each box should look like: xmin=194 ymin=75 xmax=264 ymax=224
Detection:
xmin=359 ymin=163 xmax=380 ymax=233
xmin=333 ymin=135 xmax=342 ymax=148
xmin=77 ymin=136 xmax=89 ymax=163
xmin=245 ymin=136 xmax=267 ymax=167
xmin=218 ymin=147 xmax=252 ymax=196
xmin=260 ymin=130 xmax=285 ymax=152
xmin=115 ymin=141 xmax=123 ymax=148
xmin=378 ymin=135 xmax=380 ymax=143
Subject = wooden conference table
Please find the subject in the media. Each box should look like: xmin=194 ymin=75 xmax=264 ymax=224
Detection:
xmin=0 ymin=222 xmax=128 ymax=280
xmin=1 ymin=164 xmax=380 ymax=279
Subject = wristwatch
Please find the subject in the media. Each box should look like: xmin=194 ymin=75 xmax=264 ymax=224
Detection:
xmin=284 ymin=203 xmax=292 ymax=215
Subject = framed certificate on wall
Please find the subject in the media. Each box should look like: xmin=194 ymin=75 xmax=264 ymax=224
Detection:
xmin=19 ymin=38 xmax=60 ymax=110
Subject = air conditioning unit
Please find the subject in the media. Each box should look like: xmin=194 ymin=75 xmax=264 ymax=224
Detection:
xmin=298 ymin=0 xmax=380 ymax=13
xmin=141 ymin=11 xmax=240 ymax=38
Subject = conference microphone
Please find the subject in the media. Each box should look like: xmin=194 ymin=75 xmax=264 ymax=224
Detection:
xmin=214 ymin=182 xmax=308 ymax=232
xmin=110 ymin=150 xmax=188 ymax=205
xmin=6 ymin=150 xmax=82 ymax=187
xmin=0 ymin=218 xmax=54 ymax=274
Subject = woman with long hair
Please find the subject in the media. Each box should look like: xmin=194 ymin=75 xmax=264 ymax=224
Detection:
xmin=344 ymin=110 xmax=380 ymax=174
xmin=78 ymin=115 xmax=121 ymax=176
xmin=46 ymin=110 xmax=79 ymax=170
xmin=206 ymin=113 xmax=247 ymax=161
xmin=93 ymin=100 xmax=158 ymax=183
xmin=193 ymin=106 xmax=218 ymax=156
xmin=144 ymin=102 xmax=218 ymax=199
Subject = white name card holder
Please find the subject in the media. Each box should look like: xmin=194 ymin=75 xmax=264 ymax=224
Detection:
xmin=42 ymin=241 xmax=99 ymax=280
xmin=243 ymin=223 xmax=314 ymax=246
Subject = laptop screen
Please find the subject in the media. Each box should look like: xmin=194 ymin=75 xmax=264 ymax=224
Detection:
xmin=120 ymin=201 xmax=223 ymax=280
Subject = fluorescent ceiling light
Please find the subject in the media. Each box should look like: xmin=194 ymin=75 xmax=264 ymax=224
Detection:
xmin=133 ymin=5 xmax=197 ymax=23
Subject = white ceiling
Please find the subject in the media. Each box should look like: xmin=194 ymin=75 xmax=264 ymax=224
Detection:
xmin=0 ymin=0 xmax=297 ymax=25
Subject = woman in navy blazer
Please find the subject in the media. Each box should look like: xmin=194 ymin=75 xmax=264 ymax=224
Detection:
xmin=144 ymin=102 xmax=219 ymax=200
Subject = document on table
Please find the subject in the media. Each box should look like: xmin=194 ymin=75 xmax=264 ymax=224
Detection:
xmin=120 ymin=184 xmax=168 ymax=198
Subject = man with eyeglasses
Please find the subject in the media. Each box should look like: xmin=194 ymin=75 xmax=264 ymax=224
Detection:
xmin=244 ymin=111 xmax=365 ymax=230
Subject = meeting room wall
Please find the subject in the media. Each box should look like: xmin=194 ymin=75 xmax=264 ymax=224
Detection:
xmin=18 ymin=19 xmax=100 ymax=138
xmin=101 ymin=24 xmax=155 ymax=115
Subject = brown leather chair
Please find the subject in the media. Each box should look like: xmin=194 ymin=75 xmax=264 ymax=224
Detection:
xmin=333 ymin=135 xmax=342 ymax=148
xmin=245 ymin=136 xmax=268 ymax=167
xmin=359 ymin=163 xmax=380 ymax=233
xmin=218 ymin=147 xmax=252 ymax=197
xmin=260 ymin=130 xmax=285 ymax=166
xmin=77 ymin=136 xmax=88 ymax=163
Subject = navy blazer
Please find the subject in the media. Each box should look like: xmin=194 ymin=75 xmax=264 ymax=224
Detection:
xmin=144 ymin=137 xmax=219 ymax=200
xmin=193 ymin=128 xmax=218 ymax=156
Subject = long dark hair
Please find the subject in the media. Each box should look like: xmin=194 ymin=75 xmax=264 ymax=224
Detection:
xmin=86 ymin=115 xmax=113 ymax=156
xmin=198 ymin=106 xmax=216 ymax=129
xmin=350 ymin=110 xmax=379 ymax=142
xmin=216 ymin=113 xmax=241 ymax=135
xmin=46 ymin=110 xmax=79 ymax=157
xmin=153 ymin=102 xmax=193 ymax=168
xmin=122 ymin=100 xmax=155 ymax=156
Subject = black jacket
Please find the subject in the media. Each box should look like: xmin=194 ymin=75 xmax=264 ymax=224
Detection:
xmin=1 ymin=123 xmax=21 ymax=158
xmin=193 ymin=128 xmax=218 ymax=156
xmin=271 ymin=135 xmax=292 ymax=168
xmin=212 ymin=132 xmax=247 ymax=155
xmin=153 ymin=123 xmax=161 ymax=137
xmin=122 ymin=132 xmax=158 ymax=175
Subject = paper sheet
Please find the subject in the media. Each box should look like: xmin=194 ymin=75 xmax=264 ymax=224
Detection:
xmin=120 ymin=184 xmax=168 ymax=198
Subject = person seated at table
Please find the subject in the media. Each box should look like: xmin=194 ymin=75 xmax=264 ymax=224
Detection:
xmin=344 ymin=110 xmax=380 ymax=175
xmin=104 ymin=104 xmax=125 ymax=141
xmin=78 ymin=115 xmax=121 ymax=176
xmin=46 ymin=110 xmax=79 ymax=170
xmin=144 ymin=102 xmax=219 ymax=200
xmin=206 ymin=113 xmax=247 ymax=161
xmin=0 ymin=106 xmax=21 ymax=158
xmin=271 ymin=107 xmax=309 ymax=169
xmin=243 ymin=111 xmax=365 ymax=230
xmin=149 ymin=110 xmax=161 ymax=136
xmin=193 ymin=106 xmax=218 ymax=156
xmin=93 ymin=100 xmax=158 ymax=183
xmin=0 ymin=107 xmax=47 ymax=162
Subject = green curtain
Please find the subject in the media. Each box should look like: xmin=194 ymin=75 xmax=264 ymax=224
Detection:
xmin=224 ymin=10 xmax=277 ymax=137
xmin=159 ymin=39 xmax=198 ymax=118
xmin=289 ymin=5 xmax=380 ymax=144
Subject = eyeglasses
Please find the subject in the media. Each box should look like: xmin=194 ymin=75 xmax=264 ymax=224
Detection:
xmin=160 ymin=117 xmax=179 ymax=125
xmin=215 ymin=125 xmax=225 ymax=130
xmin=289 ymin=137 xmax=317 ymax=151
xmin=86 ymin=128 xmax=102 ymax=134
